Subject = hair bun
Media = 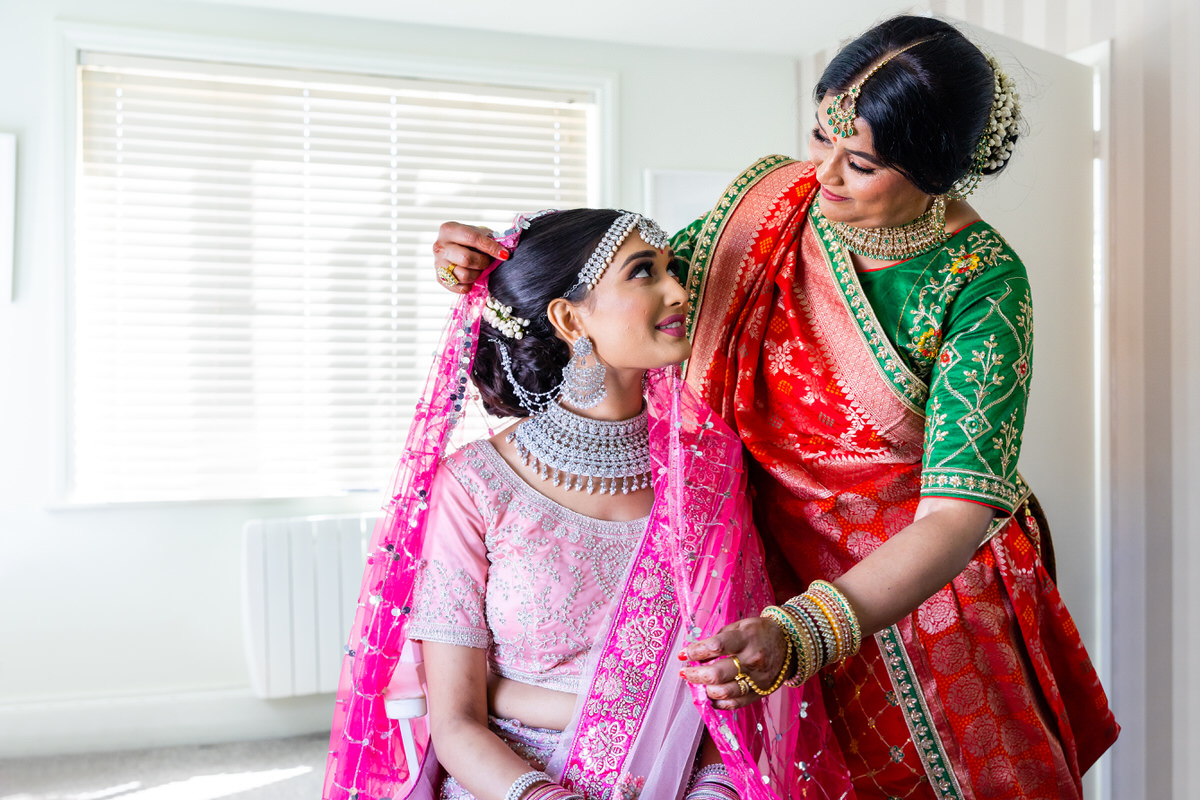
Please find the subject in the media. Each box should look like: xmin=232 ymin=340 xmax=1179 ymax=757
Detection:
xmin=949 ymin=54 xmax=1020 ymax=197
xmin=980 ymin=55 xmax=1020 ymax=172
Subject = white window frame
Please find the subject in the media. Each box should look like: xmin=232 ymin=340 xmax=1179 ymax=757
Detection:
xmin=55 ymin=23 xmax=617 ymax=505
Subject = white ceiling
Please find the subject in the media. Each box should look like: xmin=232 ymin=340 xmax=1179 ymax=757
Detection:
xmin=186 ymin=0 xmax=919 ymax=56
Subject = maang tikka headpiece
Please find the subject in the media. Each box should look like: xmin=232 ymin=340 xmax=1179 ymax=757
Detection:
xmin=563 ymin=212 xmax=671 ymax=297
xmin=485 ymin=210 xmax=669 ymax=494
xmin=826 ymin=38 xmax=934 ymax=139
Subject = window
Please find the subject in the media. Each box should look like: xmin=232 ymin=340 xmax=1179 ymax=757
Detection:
xmin=72 ymin=51 xmax=597 ymax=503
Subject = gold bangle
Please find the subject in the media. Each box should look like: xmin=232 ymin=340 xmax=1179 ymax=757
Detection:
xmin=780 ymin=604 xmax=819 ymax=685
xmin=808 ymin=592 xmax=847 ymax=662
xmin=808 ymin=585 xmax=855 ymax=661
xmin=783 ymin=601 xmax=823 ymax=665
xmin=793 ymin=595 xmax=835 ymax=666
xmin=743 ymin=624 xmax=792 ymax=697
xmin=761 ymin=605 xmax=804 ymax=673
xmin=810 ymin=580 xmax=862 ymax=655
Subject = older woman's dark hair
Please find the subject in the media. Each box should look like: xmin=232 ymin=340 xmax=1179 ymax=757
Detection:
xmin=472 ymin=209 xmax=620 ymax=417
xmin=815 ymin=15 xmax=1016 ymax=195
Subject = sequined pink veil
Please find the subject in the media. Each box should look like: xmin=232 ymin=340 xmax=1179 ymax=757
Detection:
xmin=323 ymin=258 xmax=494 ymax=800
xmin=642 ymin=369 xmax=854 ymax=800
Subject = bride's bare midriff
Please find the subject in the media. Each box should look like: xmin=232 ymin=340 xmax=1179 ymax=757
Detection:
xmin=487 ymin=672 xmax=577 ymax=731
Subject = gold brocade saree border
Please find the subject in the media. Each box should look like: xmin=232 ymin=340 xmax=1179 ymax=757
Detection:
xmin=878 ymin=626 xmax=969 ymax=800
xmin=810 ymin=203 xmax=930 ymax=417
xmin=683 ymin=154 xmax=797 ymax=340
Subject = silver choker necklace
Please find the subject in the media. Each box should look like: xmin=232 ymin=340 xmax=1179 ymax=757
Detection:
xmin=507 ymin=401 xmax=652 ymax=495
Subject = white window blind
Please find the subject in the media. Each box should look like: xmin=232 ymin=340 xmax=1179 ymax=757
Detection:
xmin=73 ymin=52 xmax=596 ymax=503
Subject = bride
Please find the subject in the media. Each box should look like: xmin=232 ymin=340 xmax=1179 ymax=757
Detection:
xmin=323 ymin=209 xmax=849 ymax=800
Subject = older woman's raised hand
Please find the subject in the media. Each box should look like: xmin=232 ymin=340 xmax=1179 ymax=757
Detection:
xmin=680 ymin=616 xmax=790 ymax=710
xmin=432 ymin=221 xmax=510 ymax=294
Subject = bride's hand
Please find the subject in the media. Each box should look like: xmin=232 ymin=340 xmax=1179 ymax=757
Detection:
xmin=432 ymin=221 xmax=509 ymax=294
xmin=679 ymin=616 xmax=789 ymax=710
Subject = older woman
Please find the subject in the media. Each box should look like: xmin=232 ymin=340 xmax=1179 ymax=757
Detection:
xmin=432 ymin=15 xmax=1118 ymax=800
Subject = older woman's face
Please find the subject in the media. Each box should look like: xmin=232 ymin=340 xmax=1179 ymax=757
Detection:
xmin=810 ymin=94 xmax=932 ymax=229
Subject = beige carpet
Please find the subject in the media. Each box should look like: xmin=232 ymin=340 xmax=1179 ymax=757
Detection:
xmin=0 ymin=733 xmax=327 ymax=800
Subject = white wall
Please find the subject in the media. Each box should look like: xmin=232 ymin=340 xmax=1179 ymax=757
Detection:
xmin=0 ymin=0 xmax=798 ymax=756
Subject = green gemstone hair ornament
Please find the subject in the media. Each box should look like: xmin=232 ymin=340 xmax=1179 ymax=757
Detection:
xmin=825 ymin=38 xmax=934 ymax=139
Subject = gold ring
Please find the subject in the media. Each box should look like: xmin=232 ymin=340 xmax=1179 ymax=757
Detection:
xmin=735 ymin=676 xmax=750 ymax=697
xmin=437 ymin=263 xmax=459 ymax=288
xmin=730 ymin=655 xmax=744 ymax=678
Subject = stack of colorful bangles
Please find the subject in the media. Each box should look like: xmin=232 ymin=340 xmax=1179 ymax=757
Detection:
xmin=685 ymin=763 xmax=738 ymax=800
xmin=759 ymin=579 xmax=862 ymax=691
xmin=506 ymin=771 xmax=582 ymax=800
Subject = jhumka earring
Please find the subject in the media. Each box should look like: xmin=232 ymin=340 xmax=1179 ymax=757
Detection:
xmin=560 ymin=336 xmax=607 ymax=409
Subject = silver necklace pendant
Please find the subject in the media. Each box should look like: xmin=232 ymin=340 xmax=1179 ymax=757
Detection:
xmin=507 ymin=401 xmax=652 ymax=495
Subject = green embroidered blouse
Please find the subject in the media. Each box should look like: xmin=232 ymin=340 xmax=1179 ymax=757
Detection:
xmin=845 ymin=219 xmax=1033 ymax=513
xmin=673 ymin=207 xmax=1034 ymax=514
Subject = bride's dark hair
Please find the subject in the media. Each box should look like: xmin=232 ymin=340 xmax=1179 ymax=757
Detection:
xmin=472 ymin=208 xmax=623 ymax=418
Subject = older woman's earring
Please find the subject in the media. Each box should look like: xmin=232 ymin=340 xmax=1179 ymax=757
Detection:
xmin=561 ymin=336 xmax=607 ymax=409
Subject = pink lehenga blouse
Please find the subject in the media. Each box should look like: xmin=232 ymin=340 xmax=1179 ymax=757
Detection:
xmin=406 ymin=440 xmax=647 ymax=694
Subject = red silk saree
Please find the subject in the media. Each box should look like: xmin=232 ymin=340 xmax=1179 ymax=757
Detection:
xmin=676 ymin=155 xmax=1118 ymax=800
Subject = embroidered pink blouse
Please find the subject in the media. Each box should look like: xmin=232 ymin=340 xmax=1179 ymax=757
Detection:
xmin=406 ymin=440 xmax=647 ymax=693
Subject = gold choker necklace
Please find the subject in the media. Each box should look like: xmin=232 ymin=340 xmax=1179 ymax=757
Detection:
xmin=821 ymin=196 xmax=949 ymax=261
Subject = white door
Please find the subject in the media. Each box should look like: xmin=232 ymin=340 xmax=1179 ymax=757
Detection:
xmin=964 ymin=27 xmax=1101 ymax=696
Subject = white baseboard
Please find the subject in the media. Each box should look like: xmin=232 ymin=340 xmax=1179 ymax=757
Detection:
xmin=0 ymin=688 xmax=335 ymax=759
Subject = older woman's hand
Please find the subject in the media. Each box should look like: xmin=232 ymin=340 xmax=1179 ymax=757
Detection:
xmin=432 ymin=221 xmax=509 ymax=294
xmin=680 ymin=616 xmax=789 ymax=710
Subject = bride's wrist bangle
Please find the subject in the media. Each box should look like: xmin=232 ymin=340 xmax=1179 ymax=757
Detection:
xmin=523 ymin=784 xmax=582 ymax=800
xmin=505 ymin=771 xmax=552 ymax=800
xmin=686 ymin=762 xmax=739 ymax=800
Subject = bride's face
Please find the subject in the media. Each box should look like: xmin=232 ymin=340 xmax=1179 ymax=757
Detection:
xmin=573 ymin=232 xmax=691 ymax=372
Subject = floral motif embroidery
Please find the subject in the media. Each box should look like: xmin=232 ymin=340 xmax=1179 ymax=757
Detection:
xmin=561 ymin=494 xmax=681 ymax=797
xmin=913 ymin=327 xmax=942 ymax=362
xmin=903 ymin=232 xmax=1006 ymax=373
xmin=617 ymin=614 xmax=671 ymax=664
xmin=919 ymin=468 xmax=1021 ymax=510
xmin=577 ymin=720 xmax=631 ymax=774
xmin=831 ymin=223 xmax=1034 ymax=514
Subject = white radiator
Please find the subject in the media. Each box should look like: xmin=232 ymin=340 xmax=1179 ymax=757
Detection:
xmin=241 ymin=513 xmax=377 ymax=699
